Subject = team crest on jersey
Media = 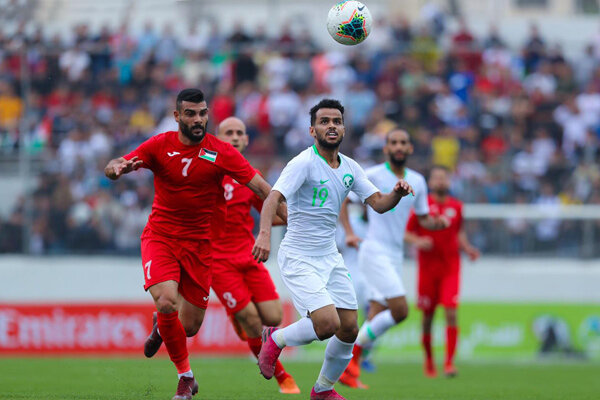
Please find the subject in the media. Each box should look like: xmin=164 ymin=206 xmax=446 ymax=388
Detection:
xmin=198 ymin=148 xmax=218 ymax=162
xmin=445 ymin=208 xmax=457 ymax=218
xmin=342 ymin=174 xmax=354 ymax=188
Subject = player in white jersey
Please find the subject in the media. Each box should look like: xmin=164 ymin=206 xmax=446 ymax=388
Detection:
xmin=339 ymin=129 xmax=448 ymax=389
xmin=252 ymin=99 xmax=414 ymax=400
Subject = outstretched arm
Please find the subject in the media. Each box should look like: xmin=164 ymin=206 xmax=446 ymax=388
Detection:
xmin=459 ymin=228 xmax=480 ymax=261
xmin=404 ymin=231 xmax=433 ymax=250
xmin=246 ymin=173 xmax=287 ymax=223
xmin=364 ymin=179 xmax=414 ymax=214
xmin=104 ymin=156 xmax=143 ymax=180
xmin=252 ymin=190 xmax=285 ymax=262
xmin=417 ymin=214 xmax=450 ymax=230
xmin=339 ymin=197 xmax=361 ymax=249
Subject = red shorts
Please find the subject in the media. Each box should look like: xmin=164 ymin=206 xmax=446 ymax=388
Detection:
xmin=141 ymin=231 xmax=212 ymax=310
xmin=211 ymin=256 xmax=279 ymax=315
xmin=417 ymin=266 xmax=460 ymax=313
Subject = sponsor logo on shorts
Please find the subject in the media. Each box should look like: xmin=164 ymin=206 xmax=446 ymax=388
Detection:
xmin=203 ymin=296 xmax=209 ymax=302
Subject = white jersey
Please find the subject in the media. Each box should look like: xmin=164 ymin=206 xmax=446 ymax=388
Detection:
xmin=363 ymin=163 xmax=429 ymax=254
xmin=273 ymin=145 xmax=378 ymax=256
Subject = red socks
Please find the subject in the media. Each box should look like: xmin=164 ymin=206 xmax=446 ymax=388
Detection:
xmin=422 ymin=333 xmax=433 ymax=362
xmin=157 ymin=311 xmax=190 ymax=374
xmin=247 ymin=336 xmax=289 ymax=383
xmin=247 ymin=337 xmax=262 ymax=358
xmin=446 ymin=326 xmax=458 ymax=366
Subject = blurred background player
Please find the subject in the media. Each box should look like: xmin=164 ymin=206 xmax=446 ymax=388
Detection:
xmin=252 ymin=99 xmax=414 ymax=400
xmin=405 ymin=165 xmax=480 ymax=378
xmin=339 ymin=129 xmax=448 ymax=389
xmin=105 ymin=89 xmax=278 ymax=400
xmin=212 ymin=116 xmax=300 ymax=394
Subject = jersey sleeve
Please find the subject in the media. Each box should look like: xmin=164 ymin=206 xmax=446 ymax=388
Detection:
xmin=123 ymin=136 xmax=157 ymax=170
xmin=217 ymin=143 xmax=257 ymax=185
xmin=456 ymin=201 xmax=464 ymax=230
xmin=413 ymin=175 xmax=430 ymax=216
xmin=351 ymin=162 xmax=379 ymax=203
xmin=406 ymin=211 xmax=419 ymax=233
xmin=272 ymin=154 xmax=308 ymax=201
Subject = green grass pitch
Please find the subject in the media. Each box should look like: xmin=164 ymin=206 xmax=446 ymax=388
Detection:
xmin=0 ymin=357 xmax=599 ymax=399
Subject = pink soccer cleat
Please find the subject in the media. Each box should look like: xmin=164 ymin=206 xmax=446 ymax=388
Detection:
xmin=310 ymin=387 xmax=347 ymax=399
xmin=171 ymin=376 xmax=198 ymax=400
xmin=258 ymin=327 xmax=283 ymax=380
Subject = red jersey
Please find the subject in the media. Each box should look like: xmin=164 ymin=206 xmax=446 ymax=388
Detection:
xmin=407 ymin=195 xmax=463 ymax=272
xmin=212 ymin=173 xmax=263 ymax=260
xmin=124 ymin=131 xmax=256 ymax=241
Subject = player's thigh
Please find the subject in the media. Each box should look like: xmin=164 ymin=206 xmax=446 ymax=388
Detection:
xmin=325 ymin=252 xmax=358 ymax=312
xmin=278 ymin=248 xmax=333 ymax=316
xmin=440 ymin=272 xmax=460 ymax=310
xmin=367 ymin=300 xmax=388 ymax=320
xmin=212 ymin=259 xmax=252 ymax=316
xmin=234 ymin=301 xmax=263 ymax=337
xmin=178 ymin=296 xmax=206 ymax=337
xmin=309 ymin=304 xmax=340 ymax=339
xmin=358 ymin=241 xmax=406 ymax=301
xmin=385 ymin=295 xmax=409 ymax=323
xmin=254 ymin=299 xmax=283 ymax=327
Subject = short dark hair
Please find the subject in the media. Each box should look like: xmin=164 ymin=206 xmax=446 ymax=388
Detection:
xmin=385 ymin=128 xmax=411 ymax=144
xmin=429 ymin=164 xmax=451 ymax=179
xmin=176 ymin=88 xmax=205 ymax=110
xmin=309 ymin=99 xmax=344 ymax=126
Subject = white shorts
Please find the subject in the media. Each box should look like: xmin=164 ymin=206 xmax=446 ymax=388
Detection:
xmin=278 ymin=247 xmax=358 ymax=316
xmin=358 ymin=240 xmax=406 ymax=305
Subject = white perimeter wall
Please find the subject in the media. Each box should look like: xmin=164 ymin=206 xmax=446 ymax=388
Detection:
xmin=2 ymin=240 xmax=599 ymax=304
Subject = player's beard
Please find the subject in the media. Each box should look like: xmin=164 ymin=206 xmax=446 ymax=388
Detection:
xmin=389 ymin=152 xmax=408 ymax=167
xmin=434 ymin=187 xmax=449 ymax=197
xmin=316 ymin=130 xmax=344 ymax=149
xmin=180 ymin=121 xmax=206 ymax=143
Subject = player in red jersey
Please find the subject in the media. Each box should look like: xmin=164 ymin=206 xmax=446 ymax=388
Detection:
xmin=212 ymin=116 xmax=300 ymax=394
xmin=405 ymin=165 xmax=480 ymax=378
xmin=104 ymin=89 xmax=284 ymax=400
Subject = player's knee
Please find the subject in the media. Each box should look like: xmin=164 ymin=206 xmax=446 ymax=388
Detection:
xmin=155 ymin=296 xmax=178 ymax=314
xmin=183 ymin=323 xmax=200 ymax=337
xmin=314 ymin=319 xmax=340 ymax=340
xmin=340 ymin=323 xmax=359 ymax=342
xmin=391 ymin=305 xmax=409 ymax=323
xmin=261 ymin=309 xmax=283 ymax=327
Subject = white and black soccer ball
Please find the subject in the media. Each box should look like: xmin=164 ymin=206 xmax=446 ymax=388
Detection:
xmin=327 ymin=1 xmax=372 ymax=46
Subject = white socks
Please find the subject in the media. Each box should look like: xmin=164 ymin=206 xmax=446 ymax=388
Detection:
xmin=273 ymin=317 xmax=319 ymax=348
xmin=356 ymin=309 xmax=396 ymax=347
xmin=314 ymin=335 xmax=355 ymax=393
xmin=178 ymin=370 xmax=194 ymax=379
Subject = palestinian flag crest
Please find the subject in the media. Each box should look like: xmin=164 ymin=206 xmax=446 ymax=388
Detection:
xmin=199 ymin=148 xmax=218 ymax=162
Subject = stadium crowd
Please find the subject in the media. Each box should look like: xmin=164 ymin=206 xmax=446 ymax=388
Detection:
xmin=1 ymin=12 xmax=599 ymax=255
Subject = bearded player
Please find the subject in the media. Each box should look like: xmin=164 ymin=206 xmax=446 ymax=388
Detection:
xmin=212 ymin=116 xmax=300 ymax=394
xmin=253 ymin=99 xmax=414 ymax=400
xmin=104 ymin=89 xmax=284 ymax=400
xmin=405 ymin=165 xmax=480 ymax=378
xmin=338 ymin=129 xmax=448 ymax=389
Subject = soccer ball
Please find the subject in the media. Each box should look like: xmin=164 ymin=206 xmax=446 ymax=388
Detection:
xmin=327 ymin=1 xmax=372 ymax=45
